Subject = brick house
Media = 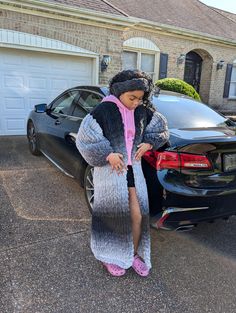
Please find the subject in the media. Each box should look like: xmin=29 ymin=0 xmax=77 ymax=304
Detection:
xmin=0 ymin=0 xmax=236 ymax=135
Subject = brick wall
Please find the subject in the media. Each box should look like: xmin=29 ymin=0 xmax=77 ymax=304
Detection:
xmin=0 ymin=9 xmax=123 ymax=85
xmin=1 ymin=8 xmax=236 ymax=112
xmin=124 ymin=29 xmax=236 ymax=112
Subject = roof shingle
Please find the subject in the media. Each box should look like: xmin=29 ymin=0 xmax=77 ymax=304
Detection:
xmin=42 ymin=0 xmax=125 ymax=16
xmin=107 ymin=0 xmax=236 ymax=41
xmin=39 ymin=0 xmax=236 ymax=41
xmin=212 ymin=7 xmax=236 ymax=24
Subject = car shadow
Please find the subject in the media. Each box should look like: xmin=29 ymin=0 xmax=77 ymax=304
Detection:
xmin=176 ymin=216 xmax=236 ymax=260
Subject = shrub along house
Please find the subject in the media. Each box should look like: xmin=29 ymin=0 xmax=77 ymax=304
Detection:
xmin=0 ymin=0 xmax=236 ymax=135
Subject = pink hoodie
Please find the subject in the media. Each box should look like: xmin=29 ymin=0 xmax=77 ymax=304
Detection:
xmin=102 ymin=95 xmax=135 ymax=165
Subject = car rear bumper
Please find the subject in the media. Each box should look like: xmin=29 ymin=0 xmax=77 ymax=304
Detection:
xmin=160 ymin=192 xmax=236 ymax=230
xmin=141 ymin=158 xmax=236 ymax=229
xmin=157 ymin=170 xmax=236 ymax=197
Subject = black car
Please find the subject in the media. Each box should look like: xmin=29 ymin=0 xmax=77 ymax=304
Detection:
xmin=27 ymin=86 xmax=236 ymax=231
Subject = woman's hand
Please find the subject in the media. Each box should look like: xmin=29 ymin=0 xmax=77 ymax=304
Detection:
xmin=135 ymin=143 xmax=153 ymax=161
xmin=106 ymin=153 xmax=126 ymax=174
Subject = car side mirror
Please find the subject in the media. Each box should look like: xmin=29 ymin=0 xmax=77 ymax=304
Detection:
xmin=35 ymin=103 xmax=48 ymax=113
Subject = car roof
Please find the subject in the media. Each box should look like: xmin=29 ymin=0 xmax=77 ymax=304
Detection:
xmin=70 ymin=85 xmax=105 ymax=92
xmin=68 ymin=85 xmax=198 ymax=101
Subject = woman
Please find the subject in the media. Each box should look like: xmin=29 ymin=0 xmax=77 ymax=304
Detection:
xmin=76 ymin=70 xmax=169 ymax=277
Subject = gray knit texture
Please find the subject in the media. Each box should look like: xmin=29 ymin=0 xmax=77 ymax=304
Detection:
xmin=76 ymin=115 xmax=113 ymax=167
xmin=143 ymin=111 xmax=169 ymax=150
xmin=76 ymin=109 xmax=169 ymax=269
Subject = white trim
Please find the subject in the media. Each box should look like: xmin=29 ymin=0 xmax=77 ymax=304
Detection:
xmin=0 ymin=29 xmax=98 ymax=57
xmin=123 ymin=37 xmax=160 ymax=52
xmin=123 ymin=49 xmax=159 ymax=81
xmin=229 ymin=66 xmax=236 ymax=98
xmin=92 ymin=58 xmax=99 ymax=85
xmin=123 ymin=38 xmax=160 ymax=81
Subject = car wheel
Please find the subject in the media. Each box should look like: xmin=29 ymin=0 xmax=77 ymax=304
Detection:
xmin=27 ymin=121 xmax=41 ymax=156
xmin=84 ymin=165 xmax=94 ymax=214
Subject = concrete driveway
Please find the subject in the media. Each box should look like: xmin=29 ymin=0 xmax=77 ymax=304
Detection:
xmin=0 ymin=136 xmax=236 ymax=313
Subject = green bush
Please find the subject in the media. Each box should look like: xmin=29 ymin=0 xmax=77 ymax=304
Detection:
xmin=155 ymin=78 xmax=201 ymax=101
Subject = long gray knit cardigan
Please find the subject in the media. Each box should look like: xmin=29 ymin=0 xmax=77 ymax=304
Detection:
xmin=76 ymin=101 xmax=169 ymax=269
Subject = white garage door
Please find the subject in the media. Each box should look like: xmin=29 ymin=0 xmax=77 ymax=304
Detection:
xmin=0 ymin=48 xmax=94 ymax=135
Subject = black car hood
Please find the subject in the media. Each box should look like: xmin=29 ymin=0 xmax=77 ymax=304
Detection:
xmin=169 ymin=127 xmax=236 ymax=148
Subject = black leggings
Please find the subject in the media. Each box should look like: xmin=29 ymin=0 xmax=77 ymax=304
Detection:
xmin=126 ymin=165 xmax=135 ymax=187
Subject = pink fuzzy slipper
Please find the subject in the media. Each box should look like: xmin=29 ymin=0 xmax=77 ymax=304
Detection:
xmin=102 ymin=263 xmax=126 ymax=276
xmin=132 ymin=255 xmax=149 ymax=277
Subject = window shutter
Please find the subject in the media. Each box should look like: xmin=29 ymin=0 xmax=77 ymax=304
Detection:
xmin=223 ymin=64 xmax=233 ymax=98
xmin=159 ymin=53 xmax=168 ymax=79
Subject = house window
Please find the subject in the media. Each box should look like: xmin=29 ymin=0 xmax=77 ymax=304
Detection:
xmin=122 ymin=51 xmax=137 ymax=70
xmin=122 ymin=51 xmax=155 ymax=79
xmin=229 ymin=66 xmax=236 ymax=98
xmin=122 ymin=37 xmax=160 ymax=81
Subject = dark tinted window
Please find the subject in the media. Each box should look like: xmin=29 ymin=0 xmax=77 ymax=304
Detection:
xmin=50 ymin=91 xmax=78 ymax=115
xmin=78 ymin=91 xmax=103 ymax=112
xmin=72 ymin=103 xmax=87 ymax=118
xmin=153 ymin=95 xmax=227 ymax=129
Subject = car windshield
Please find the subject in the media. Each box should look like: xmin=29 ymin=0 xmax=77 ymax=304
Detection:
xmin=152 ymin=95 xmax=232 ymax=129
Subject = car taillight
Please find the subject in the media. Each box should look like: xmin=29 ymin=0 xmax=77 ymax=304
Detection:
xmin=179 ymin=153 xmax=212 ymax=170
xmin=155 ymin=151 xmax=212 ymax=170
xmin=156 ymin=151 xmax=180 ymax=170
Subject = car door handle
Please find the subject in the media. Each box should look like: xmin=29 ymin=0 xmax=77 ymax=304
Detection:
xmin=55 ymin=120 xmax=61 ymax=125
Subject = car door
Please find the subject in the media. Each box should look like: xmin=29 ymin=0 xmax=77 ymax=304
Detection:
xmin=63 ymin=89 xmax=104 ymax=180
xmin=44 ymin=89 xmax=103 ymax=179
xmin=39 ymin=90 xmax=79 ymax=167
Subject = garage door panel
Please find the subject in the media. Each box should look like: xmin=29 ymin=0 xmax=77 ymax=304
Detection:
xmin=4 ymin=75 xmax=25 ymax=88
xmin=68 ymin=59 xmax=92 ymax=71
xmin=28 ymin=57 xmax=50 ymax=68
xmin=2 ymin=54 xmax=23 ymax=66
xmin=29 ymin=77 xmax=47 ymax=89
xmin=51 ymin=78 xmax=68 ymax=90
xmin=76 ymin=76 xmax=92 ymax=84
xmin=4 ymin=97 xmax=25 ymax=111
xmin=0 ymin=48 xmax=94 ymax=135
xmin=5 ymin=118 xmax=26 ymax=134
xmin=51 ymin=60 xmax=68 ymax=70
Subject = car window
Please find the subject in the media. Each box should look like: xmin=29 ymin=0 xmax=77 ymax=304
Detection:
xmin=78 ymin=91 xmax=103 ymax=112
xmin=72 ymin=103 xmax=87 ymax=118
xmin=50 ymin=91 xmax=78 ymax=115
xmin=153 ymin=95 xmax=227 ymax=129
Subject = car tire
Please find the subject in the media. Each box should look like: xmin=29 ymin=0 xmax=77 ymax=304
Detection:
xmin=84 ymin=165 xmax=94 ymax=214
xmin=27 ymin=121 xmax=41 ymax=156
